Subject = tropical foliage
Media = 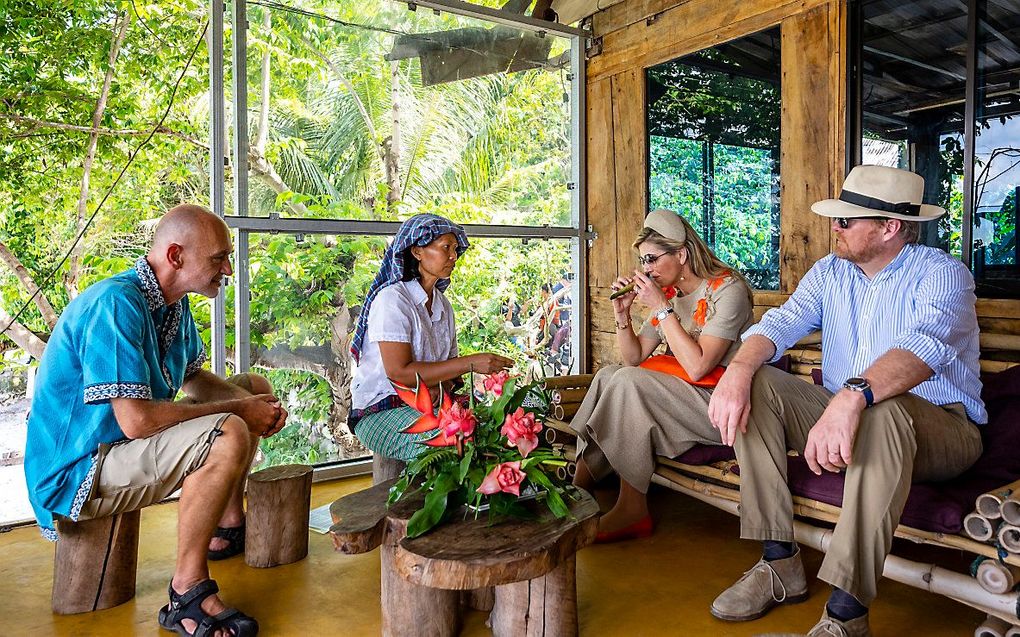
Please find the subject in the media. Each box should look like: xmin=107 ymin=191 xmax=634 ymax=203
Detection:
xmin=0 ymin=0 xmax=575 ymax=467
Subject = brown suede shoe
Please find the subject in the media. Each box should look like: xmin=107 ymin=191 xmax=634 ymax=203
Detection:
xmin=755 ymin=609 xmax=872 ymax=637
xmin=710 ymin=548 xmax=810 ymax=622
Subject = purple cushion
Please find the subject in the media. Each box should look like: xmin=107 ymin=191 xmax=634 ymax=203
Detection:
xmin=670 ymin=364 xmax=1020 ymax=534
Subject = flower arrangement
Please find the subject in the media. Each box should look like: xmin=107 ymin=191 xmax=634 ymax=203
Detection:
xmin=386 ymin=370 xmax=576 ymax=538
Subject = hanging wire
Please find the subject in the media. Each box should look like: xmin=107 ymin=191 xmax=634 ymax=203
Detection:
xmin=0 ymin=21 xmax=211 ymax=340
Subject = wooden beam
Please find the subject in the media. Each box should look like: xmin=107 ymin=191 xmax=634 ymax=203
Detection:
xmin=588 ymin=0 xmax=829 ymax=82
xmin=778 ymin=5 xmax=835 ymax=293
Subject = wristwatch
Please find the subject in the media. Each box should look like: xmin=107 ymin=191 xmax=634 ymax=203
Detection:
xmin=842 ymin=377 xmax=874 ymax=407
xmin=653 ymin=306 xmax=676 ymax=323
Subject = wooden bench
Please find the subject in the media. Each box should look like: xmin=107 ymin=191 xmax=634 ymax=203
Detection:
xmin=329 ymin=479 xmax=599 ymax=637
xmin=544 ymin=332 xmax=1020 ymax=632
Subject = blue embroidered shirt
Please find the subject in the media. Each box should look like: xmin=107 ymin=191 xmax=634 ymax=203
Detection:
xmin=744 ymin=243 xmax=986 ymax=424
xmin=24 ymin=257 xmax=206 ymax=540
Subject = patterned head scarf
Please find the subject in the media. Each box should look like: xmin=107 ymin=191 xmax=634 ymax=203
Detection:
xmin=350 ymin=213 xmax=470 ymax=363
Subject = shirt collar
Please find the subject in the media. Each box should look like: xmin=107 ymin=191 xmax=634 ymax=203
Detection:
xmin=407 ymin=279 xmax=445 ymax=320
xmin=134 ymin=256 xmax=167 ymax=311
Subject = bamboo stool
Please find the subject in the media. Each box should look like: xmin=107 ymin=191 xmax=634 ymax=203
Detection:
xmin=52 ymin=510 xmax=140 ymax=614
xmin=330 ymin=480 xmax=599 ymax=637
xmin=245 ymin=463 xmax=313 ymax=568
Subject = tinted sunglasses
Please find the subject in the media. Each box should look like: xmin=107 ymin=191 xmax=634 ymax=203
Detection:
xmin=835 ymin=216 xmax=885 ymax=229
xmin=638 ymin=251 xmax=673 ymax=266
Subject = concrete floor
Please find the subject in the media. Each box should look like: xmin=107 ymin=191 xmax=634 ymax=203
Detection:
xmin=0 ymin=475 xmax=983 ymax=636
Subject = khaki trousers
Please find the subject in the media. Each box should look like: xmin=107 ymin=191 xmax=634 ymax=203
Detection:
xmin=735 ymin=366 xmax=982 ymax=605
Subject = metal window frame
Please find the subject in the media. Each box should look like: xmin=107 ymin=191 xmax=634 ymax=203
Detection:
xmin=208 ymin=0 xmax=588 ymax=472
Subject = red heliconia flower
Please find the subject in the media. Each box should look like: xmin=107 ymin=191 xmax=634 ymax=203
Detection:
xmin=391 ymin=376 xmax=474 ymax=448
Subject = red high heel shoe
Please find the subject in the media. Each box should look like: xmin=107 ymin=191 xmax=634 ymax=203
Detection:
xmin=594 ymin=514 xmax=654 ymax=544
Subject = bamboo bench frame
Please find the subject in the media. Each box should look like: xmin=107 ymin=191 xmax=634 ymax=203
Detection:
xmin=546 ymin=332 xmax=1020 ymax=627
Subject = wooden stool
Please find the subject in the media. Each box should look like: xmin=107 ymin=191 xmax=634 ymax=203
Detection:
xmin=245 ymin=464 xmax=313 ymax=568
xmin=52 ymin=510 xmax=140 ymax=614
xmin=372 ymin=454 xmax=406 ymax=485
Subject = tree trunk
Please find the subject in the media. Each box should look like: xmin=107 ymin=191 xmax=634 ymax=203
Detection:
xmin=0 ymin=307 xmax=47 ymax=359
xmin=0 ymin=241 xmax=58 ymax=329
xmin=386 ymin=60 xmax=402 ymax=211
xmin=66 ymin=10 xmax=132 ymax=298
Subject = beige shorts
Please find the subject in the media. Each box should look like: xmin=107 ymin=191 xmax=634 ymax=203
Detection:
xmin=77 ymin=412 xmax=231 ymax=521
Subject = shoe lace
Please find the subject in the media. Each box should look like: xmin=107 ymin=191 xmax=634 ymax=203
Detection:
xmin=809 ymin=618 xmax=849 ymax=637
xmin=739 ymin=559 xmax=790 ymax=603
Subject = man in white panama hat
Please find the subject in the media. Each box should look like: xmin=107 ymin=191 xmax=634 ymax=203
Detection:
xmin=706 ymin=165 xmax=986 ymax=636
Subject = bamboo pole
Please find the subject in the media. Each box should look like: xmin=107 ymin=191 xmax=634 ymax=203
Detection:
xmin=550 ymin=388 xmax=587 ymax=404
xmin=541 ymin=374 xmax=594 ymax=390
xmin=1006 ymin=625 xmax=1020 ymax=637
xmin=977 ymin=480 xmax=1020 ymax=519
xmin=999 ymin=525 xmax=1020 ymax=554
xmin=552 ymin=443 xmax=577 ymax=461
xmin=966 ymin=513 xmax=1000 ymax=542
xmin=553 ymin=403 xmax=580 ymax=421
xmin=543 ymin=418 xmax=576 ymax=436
xmin=647 ymin=474 xmax=1020 ymax=626
xmin=544 ymin=427 xmax=575 ymax=445
xmin=1002 ymin=494 xmax=1020 ymax=527
xmin=977 ymin=560 xmax=1020 ymax=595
xmin=651 ymin=466 xmax=1020 ymax=566
xmin=976 ymin=615 xmax=1011 ymax=637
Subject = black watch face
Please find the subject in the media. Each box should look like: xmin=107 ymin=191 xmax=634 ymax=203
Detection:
xmin=845 ymin=377 xmax=868 ymax=389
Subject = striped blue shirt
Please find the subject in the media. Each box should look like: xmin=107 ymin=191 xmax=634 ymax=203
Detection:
xmin=744 ymin=243 xmax=986 ymax=424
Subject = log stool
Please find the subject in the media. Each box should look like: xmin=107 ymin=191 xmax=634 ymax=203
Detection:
xmin=372 ymin=454 xmax=406 ymax=485
xmin=52 ymin=510 xmax=140 ymax=614
xmin=330 ymin=481 xmax=599 ymax=637
xmin=245 ymin=463 xmax=313 ymax=568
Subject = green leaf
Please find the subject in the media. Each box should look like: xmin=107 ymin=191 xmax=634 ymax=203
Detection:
xmin=406 ymin=473 xmax=458 ymax=538
xmin=458 ymin=446 xmax=474 ymax=483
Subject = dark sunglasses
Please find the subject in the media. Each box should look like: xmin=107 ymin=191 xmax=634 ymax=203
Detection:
xmin=835 ymin=216 xmax=885 ymax=229
xmin=638 ymin=251 xmax=673 ymax=266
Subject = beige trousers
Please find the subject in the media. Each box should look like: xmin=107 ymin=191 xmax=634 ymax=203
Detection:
xmin=735 ymin=365 xmax=982 ymax=605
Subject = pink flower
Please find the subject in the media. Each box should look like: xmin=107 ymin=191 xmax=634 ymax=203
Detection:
xmin=439 ymin=402 xmax=477 ymax=439
xmin=477 ymin=461 xmax=527 ymax=496
xmin=483 ymin=370 xmax=511 ymax=397
xmin=501 ymin=407 xmax=543 ymax=458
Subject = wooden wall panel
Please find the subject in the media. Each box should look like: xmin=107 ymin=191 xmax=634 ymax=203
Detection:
xmin=778 ymin=5 xmax=836 ymax=293
xmin=586 ymin=77 xmax=619 ymax=290
xmin=610 ymin=69 xmax=647 ymax=276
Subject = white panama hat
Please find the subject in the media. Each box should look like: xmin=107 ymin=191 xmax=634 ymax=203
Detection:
xmin=811 ymin=165 xmax=946 ymax=222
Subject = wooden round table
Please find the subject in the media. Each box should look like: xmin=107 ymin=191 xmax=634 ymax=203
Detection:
xmin=330 ymin=479 xmax=599 ymax=637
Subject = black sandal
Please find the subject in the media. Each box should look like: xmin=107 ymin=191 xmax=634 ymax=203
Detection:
xmin=158 ymin=579 xmax=258 ymax=636
xmin=207 ymin=523 xmax=245 ymax=561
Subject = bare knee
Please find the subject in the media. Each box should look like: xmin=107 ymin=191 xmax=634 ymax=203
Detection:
xmin=208 ymin=415 xmax=253 ymax=467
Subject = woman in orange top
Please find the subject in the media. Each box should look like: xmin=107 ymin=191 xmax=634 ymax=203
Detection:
xmin=570 ymin=209 xmax=754 ymax=542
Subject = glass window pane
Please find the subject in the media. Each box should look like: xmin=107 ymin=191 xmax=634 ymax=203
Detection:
xmin=242 ymin=1 xmax=573 ymax=226
xmin=229 ymin=232 xmax=578 ymax=470
xmin=971 ymin=0 xmax=1020 ymax=292
xmin=857 ymin=0 xmax=968 ymax=255
xmin=647 ymin=27 xmax=781 ymax=290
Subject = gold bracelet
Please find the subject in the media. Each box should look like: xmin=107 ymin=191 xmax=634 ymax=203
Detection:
xmin=615 ymin=319 xmax=631 ymax=330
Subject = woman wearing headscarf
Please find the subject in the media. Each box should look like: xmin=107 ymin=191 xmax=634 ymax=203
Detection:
xmin=349 ymin=213 xmax=513 ymax=462
xmin=571 ymin=209 xmax=754 ymax=542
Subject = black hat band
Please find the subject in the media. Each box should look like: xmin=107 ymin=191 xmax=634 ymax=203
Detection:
xmin=839 ymin=189 xmax=921 ymax=216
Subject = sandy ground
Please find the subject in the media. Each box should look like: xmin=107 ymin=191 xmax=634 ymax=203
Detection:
xmin=0 ymin=398 xmax=32 ymax=525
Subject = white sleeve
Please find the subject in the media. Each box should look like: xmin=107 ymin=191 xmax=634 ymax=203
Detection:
xmin=366 ymin=288 xmax=414 ymax=344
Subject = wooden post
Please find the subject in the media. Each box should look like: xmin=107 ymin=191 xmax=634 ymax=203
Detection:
xmin=461 ymin=586 xmax=495 ymax=612
xmin=245 ymin=464 xmax=312 ymax=568
xmin=490 ymin=556 xmax=578 ymax=637
xmin=373 ymin=454 xmax=406 ymax=485
xmin=52 ymin=510 xmax=140 ymax=614
xmin=382 ymin=516 xmax=460 ymax=637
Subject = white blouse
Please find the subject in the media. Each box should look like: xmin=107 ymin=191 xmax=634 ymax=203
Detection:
xmin=350 ymin=279 xmax=458 ymax=410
